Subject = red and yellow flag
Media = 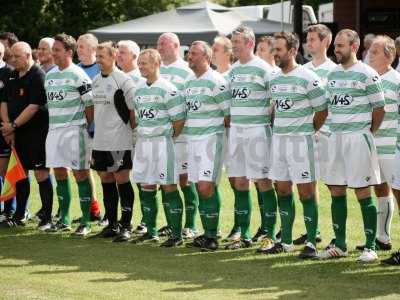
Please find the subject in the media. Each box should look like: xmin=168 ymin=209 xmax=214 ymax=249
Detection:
xmin=0 ymin=147 xmax=27 ymax=202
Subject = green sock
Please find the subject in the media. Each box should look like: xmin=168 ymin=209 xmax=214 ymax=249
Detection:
xmin=301 ymin=196 xmax=319 ymax=246
xmin=141 ymin=190 xmax=158 ymax=236
xmin=278 ymin=193 xmax=295 ymax=245
xmin=359 ymin=197 xmax=377 ymax=250
xmin=164 ymin=190 xmax=183 ymax=238
xmin=256 ymin=188 xmax=265 ymax=233
xmin=261 ymin=188 xmax=278 ymax=240
xmin=182 ymin=183 xmax=199 ymax=230
xmin=160 ymin=188 xmax=171 ymax=227
xmin=234 ymin=189 xmax=252 ymax=240
xmin=214 ymin=186 xmax=222 ymax=234
xmin=77 ymin=179 xmax=92 ymax=227
xmin=198 ymin=195 xmax=207 ymax=236
xmin=331 ymin=195 xmax=347 ymax=251
xmin=56 ymin=178 xmax=72 ymax=225
xmin=231 ymin=188 xmax=241 ymax=234
xmin=199 ymin=188 xmax=220 ymax=238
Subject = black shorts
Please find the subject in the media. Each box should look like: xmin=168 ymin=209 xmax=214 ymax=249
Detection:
xmin=91 ymin=150 xmax=132 ymax=172
xmin=0 ymin=134 xmax=11 ymax=158
xmin=14 ymin=129 xmax=48 ymax=170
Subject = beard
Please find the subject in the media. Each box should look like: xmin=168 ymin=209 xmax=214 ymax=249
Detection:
xmin=335 ymin=50 xmax=351 ymax=64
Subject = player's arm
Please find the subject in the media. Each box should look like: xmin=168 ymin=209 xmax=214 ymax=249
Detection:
xmin=308 ymin=77 xmax=328 ymax=132
xmin=167 ymin=89 xmax=186 ymax=139
xmin=215 ymin=81 xmax=231 ymax=128
xmin=370 ymin=106 xmax=385 ymax=134
xmin=0 ymin=96 xmax=14 ymax=145
xmin=313 ymin=109 xmax=328 ymax=131
xmin=366 ymin=74 xmax=385 ymax=134
xmin=129 ymin=111 xmax=136 ymax=129
xmin=122 ymin=76 xmax=137 ymax=129
xmin=84 ymin=105 xmax=94 ymax=124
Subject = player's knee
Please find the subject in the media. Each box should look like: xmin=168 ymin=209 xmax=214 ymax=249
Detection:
xmin=99 ymin=172 xmax=115 ymax=183
xmin=162 ymin=184 xmax=177 ymax=194
xmin=197 ymin=183 xmax=214 ymax=198
xmin=34 ymin=169 xmax=49 ymax=182
xmin=179 ymin=174 xmax=188 ymax=187
xmin=73 ymin=170 xmax=90 ymax=182
xmin=233 ymin=177 xmax=249 ymax=191
xmin=374 ymin=182 xmax=390 ymax=197
xmin=54 ymin=168 xmax=68 ymax=180
xmin=354 ymin=187 xmax=371 ymax=200
xmin=328 ymin=185 xmax=346 ymax=197
xmin=114 ymin=170 xmax=130 ymax=185
xmin=255 ymin=178 xmax=272 ymax=192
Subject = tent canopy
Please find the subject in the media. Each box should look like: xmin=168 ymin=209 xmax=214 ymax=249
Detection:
xmin=90 ymin=1 xmax=292 ymax=45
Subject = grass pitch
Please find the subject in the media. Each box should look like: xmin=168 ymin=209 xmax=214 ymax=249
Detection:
xmin=0 ymin=175 xmax=399 ymax=299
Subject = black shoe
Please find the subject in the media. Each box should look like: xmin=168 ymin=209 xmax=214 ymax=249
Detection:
xmin=201 ymin=237 xmax=219 ymax=252
xmin=356 ymin=238 xmax=392 ymax=251
xmin=0 ymin=218 xmax=25 ymax=228
xmin=275 ymin=230 xmax=281 ymax=241
xmin=252 ymin=227 xmax=267 ymax=243
xmin=34 ymin=208 xmax=45 ymax=221
xmin=133 ymin=223 xmax=147 ymax=235
xmin=72 ymin=224 xmax=91 ymax=236
xmin=38 ymin=219 xmax=52 ymax=231
xmin=160 ymin=237 xmax=183 ymax=248
xmin=46 ymin=221 xmax=71 ymax=232
xmin=263 ymin=242 xmax=294 ymax=255
xmin=157 ymin=225 xmax=172 ymax=237
xmin=113 ymin=227 xmax=131 ymax=242
xmin=96 ymin=224 xmax=120 ymax=238
xmin=325 ymin=238 xmax=336 ymax=250
xmin=186 ymin=234 xmax=207 ymax=248
xmin=381 ymin=250 xmax=400 ymax=265
xmin=293 ymin=233 xmax=322 ymax=245
xmin=225 ymin=239 xmax=252 ymax=250
xmin=131 ymin=233 xmax=159 ymax=244
xmin=299 ymin=242 xmax=318 ymax=259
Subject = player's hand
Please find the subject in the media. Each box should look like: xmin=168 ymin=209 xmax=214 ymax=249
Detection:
xmin=87 ymin=122 xmax=95 ymax=139
xmin=4 ymin=132 xmax=14 ymax=147
xmin=0 ymin=122 xmax=14 ymax=136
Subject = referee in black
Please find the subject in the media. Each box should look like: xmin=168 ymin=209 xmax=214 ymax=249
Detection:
xmin=0 ymin=41 xmax=53 ymax=230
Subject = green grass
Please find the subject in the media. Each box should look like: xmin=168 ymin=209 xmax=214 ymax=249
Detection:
xmin=1 ymin=174 xmax=400 ymax=300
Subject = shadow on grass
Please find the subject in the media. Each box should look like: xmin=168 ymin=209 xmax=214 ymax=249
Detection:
xmin=1 ymin=226 xmax=399 ymax=299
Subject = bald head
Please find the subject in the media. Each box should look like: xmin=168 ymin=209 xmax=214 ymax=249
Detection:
xmin=11 ymin=41 xmax=33 ymax=72
xmin=157 ymin=32 xmax=181 ymax=64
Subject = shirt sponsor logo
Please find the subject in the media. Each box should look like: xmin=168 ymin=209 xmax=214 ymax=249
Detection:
xmin=330 ymin=94 xmax=353 ymax=106
xmin=186 ymin=99 xmax=201 ymax=112
xmin=275 ymin=98 xmax=294 ymax=111
xmin=138 ymin=108 xmax=157 ymax=120
xmin=232 ymin=87 xmax=250 ymax=100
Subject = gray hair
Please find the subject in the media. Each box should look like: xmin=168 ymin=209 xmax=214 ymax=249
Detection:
xmin=117 ymin=40 xmax=140 ymax=57
xmin=39 ymin=37 xmax=55 ymax=49
xmin=232 ymin=26 xmax=255 ymax=45
xmin=373 ymin=35 xmax=396 ymax=62
xmin=77 ymin=33 xmax=98 ymax=50
xmin=191 ymin=40 xmax=212 ymax=60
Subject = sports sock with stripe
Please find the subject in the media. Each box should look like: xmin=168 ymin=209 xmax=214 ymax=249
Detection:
xmin=77 ymin=178 xmax=92 ymax=227
xmin=331 ymin=195 xmax=347 ymax=251
xmin=56 ymin=178 xmax=72 ymax=225
xmin=117 ymin=182 xmax=135 ymax=229
xmin=141 ymin=189 xmax=158 ymax=236
xmin=101 ymin=182 xmax=119 ymax=226
xmin=301 ymin=196 xmax=318 ymax=246
xmin=182 ymin=183 xmax=199 ymax=230
xmin=261 ymin=188 xmax=278 ymax=239
xmin=234 ymin=189 xmax=252 ymax=241
xmin=377 ymin=196 xmax=393 ymax=244
xmin=359 ymin=196 xmax=377 ymax=250
xmin=163 ymin=189 xmax=183 ymax=238
xmin=277 ymin=193 xmax=295 ymax=245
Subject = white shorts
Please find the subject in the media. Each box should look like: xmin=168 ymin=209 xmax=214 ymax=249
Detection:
xmin=188 ymin=133 xmax=225 ymax=183
xmin=316 ymin=131 xmax=330 ymax=179
xmin=46 ymin=125 xmax=91 ymax=170
xmin=391 ymin=149 xmax=400 ymax=190
xmin=225 ymin=125 xmax=272 ymax=180
xmin=270 ymin=135 xmax=319 ymax=184
xmin=323 ymin=131 xmax=381 ymax=188
xmin=132 ymin=135 xmax=178 ymax=185
xmin=175 ymin=141 xmax=188 ymax=175
xmin=378 ymin=157 xmax=394 ymax=185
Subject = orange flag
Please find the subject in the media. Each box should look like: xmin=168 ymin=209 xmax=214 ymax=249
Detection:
xmin=0 ymin=147 xmax=27 ymax=202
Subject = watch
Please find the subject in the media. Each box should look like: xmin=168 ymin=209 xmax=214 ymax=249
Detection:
xmin=11 ymin=121 xmax=17 ymax=129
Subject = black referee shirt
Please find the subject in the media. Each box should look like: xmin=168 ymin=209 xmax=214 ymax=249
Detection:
xmin=4 ymin=64 xmax=49 ymax=130
xmin=0 ymin=63 xmax=12 ymax=102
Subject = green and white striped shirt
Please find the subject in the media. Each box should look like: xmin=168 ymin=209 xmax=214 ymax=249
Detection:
xmin=183 ymin=68 xmax=230 ymax=139
xmin=45 ymin=64 xmax=93 ymax=129
xmin=304 ymin=58 xmax=337 ymax=134
xmin=228 ymin=56 xmax=273 ymax=127
xmin=376 ymin=68 xmax=400 ymax=157
xmin=270 ymin=65 xmax=327 ymax=136
xmin=133 ymin=77 xmax=186 ymax=138
xmin=161 ymin=58 xmax=193 ymax=142
xmin=326 ymin=61 xmax=385 ymax=133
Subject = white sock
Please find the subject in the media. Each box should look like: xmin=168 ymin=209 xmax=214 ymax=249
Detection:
xmin=377 ymin=196 xmax=394 ymax=244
